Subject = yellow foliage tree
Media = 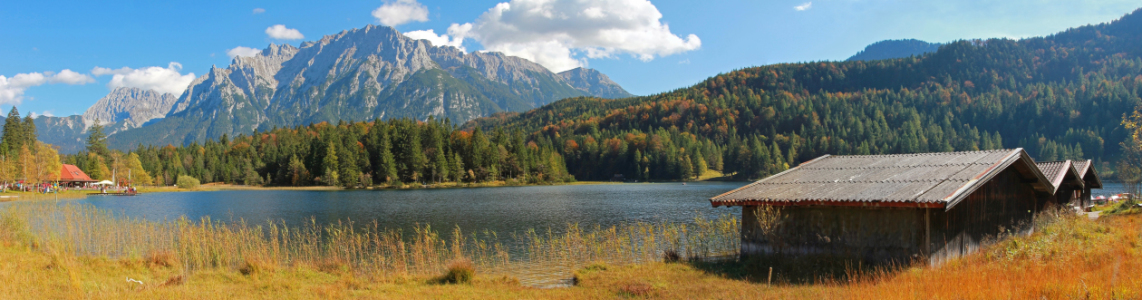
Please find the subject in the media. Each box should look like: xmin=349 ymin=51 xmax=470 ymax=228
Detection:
xmin=125 ymin=153 xmax=153 ymax=186
xmin=17 ymin=145 xmax=32 ymax=183
xmin=31 ymin=142 xmax=61 ymax=183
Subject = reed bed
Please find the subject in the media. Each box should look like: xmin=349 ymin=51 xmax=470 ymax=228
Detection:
xmin=0 ymin=203 xmax=738 ymax=281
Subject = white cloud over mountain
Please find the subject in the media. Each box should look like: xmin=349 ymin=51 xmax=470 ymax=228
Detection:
xmin=265 ymin=25 xmax=304 ymax=40
xmin=412 ymin=0 xmax=700 ymax=73
xmin=92 ymin=62 xmax=196 ymax=96
xmin=404 ymin=28 xmax=466 ymax=52
xmin=373 ymin=0 xmax=429 ymax=27
xmin=227 ymin=46 xmax=261 ymax=58
xmin=0 ymin=70 xmax=94 ymax=105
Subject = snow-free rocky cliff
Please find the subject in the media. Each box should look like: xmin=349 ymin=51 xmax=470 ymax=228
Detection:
xmin=109 ymin=24 xmax=632 ymax=148
xmin=84 ymin=87 xmax=179 ymax=132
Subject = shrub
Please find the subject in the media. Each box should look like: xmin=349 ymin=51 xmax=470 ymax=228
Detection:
xmin=442 ymin=259 xmax=475 ymax=284
xmin=239 ymin=258 xmax=273 ymax=277
xmin=145 ymin=250 xmax=178 ymax=268
xmin=176 ymin=175 xmax=200 ymax=189
xmin=663 ymin=249 xmax=681 ymax=263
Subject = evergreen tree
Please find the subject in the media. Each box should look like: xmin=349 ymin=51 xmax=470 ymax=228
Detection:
xmin=449 ymin=152 xmax=464 ymax=182
xmin=86 ymin=120 xmax=110 ymax=158
xmin=22 ymin=114 xmax=36 ymax=148
xmin=322 ymin=141 xmax=339 ymax=186
xmin=2 ymin=107 xmax=23 ymax=155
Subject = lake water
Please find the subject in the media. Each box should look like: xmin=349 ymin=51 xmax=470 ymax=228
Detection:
xmin=75 ymin=182 xmax=745 ymax=237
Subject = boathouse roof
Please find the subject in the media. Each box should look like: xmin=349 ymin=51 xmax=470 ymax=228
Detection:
xmin=1072 ymin=159 xmax=1103 ymax=189
xmin=710 ymin=149 xmax=1055 ymax=210
xmin=1035 ymin=160 xmax=1085 ymax=190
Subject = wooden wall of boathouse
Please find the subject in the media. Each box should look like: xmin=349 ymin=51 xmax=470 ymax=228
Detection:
xmin=740 ymin=166 xmax=1049 ymax=266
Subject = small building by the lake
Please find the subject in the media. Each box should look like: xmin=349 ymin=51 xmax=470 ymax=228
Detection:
xmin=58 ymin=164 xmax=96 ymax=187
xmin=1073 ymin=160 xmax=1104 ymax=209
xmin=710 ymin=149 xmax=1086 ymax=266
xmin=1035 ymin=160 xmax=1102 ymax=210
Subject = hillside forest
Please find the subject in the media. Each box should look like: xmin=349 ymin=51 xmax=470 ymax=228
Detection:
xmin=472 ymin=8 xmax=1142 ymax=182
xmin=64 ymin=117 xmax=571 ymax=187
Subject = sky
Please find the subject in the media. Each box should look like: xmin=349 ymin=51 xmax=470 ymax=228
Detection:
xmin=1 ymin=0 xmax=1140 ymax=118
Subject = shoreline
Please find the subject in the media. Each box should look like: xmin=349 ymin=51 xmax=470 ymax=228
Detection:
xmin=136 ymin=177 xmax=748 ymax=194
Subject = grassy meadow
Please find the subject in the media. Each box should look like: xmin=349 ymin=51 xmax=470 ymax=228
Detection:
xmin=0 ymin=200 xmax=1138 ymax=299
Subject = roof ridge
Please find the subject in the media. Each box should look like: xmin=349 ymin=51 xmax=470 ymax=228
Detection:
xmin=827 ymin=149 xmax=1015 ymax=159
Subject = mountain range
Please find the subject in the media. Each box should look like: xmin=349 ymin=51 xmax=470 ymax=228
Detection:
xmin=26 ymin=24 xmax=632 ymax=152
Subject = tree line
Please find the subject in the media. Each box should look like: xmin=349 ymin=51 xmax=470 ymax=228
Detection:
xmin=0 ymin=107 xmax=61 ymax=184
xmin=65 ymin=117 xmax=571 ymax=187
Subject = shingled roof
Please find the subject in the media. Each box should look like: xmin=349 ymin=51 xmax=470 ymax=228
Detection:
xmin=1036 ymin=161 xmax=1084 ymax=189
xmin=58 ymin=164 xmax=95 ymax=182
xmin=710 ymin=149 xmax=1054 ymax=211
xmin=1072 ymin=159 xmax=1103 ymax=189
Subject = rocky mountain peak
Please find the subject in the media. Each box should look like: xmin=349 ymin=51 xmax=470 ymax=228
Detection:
xmin=82 ymin=87 xmax=179 ymax=131
xmin=557 ymin=67 xmax=634 ymax=99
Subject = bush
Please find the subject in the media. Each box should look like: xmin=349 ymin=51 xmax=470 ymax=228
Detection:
xmin=442 ymin=259 xmax=475 ymax=284
xmin=145 ymin=250 xmax=178 ymax=268
xmin=176 ymin=175 xmax=200 ymax=189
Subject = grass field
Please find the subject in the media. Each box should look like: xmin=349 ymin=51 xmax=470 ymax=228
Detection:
xmin=0 ymin=202 xmax=1137 ymax=299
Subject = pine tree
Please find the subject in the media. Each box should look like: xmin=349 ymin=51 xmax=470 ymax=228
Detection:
xmin=2 ymin=107 xmax=23 ymax=155
xmin=287 ymin=155 xmax=309 ymax=186
xmin=695 ymin=154 xmax=708 ymax=179
xmin=22 ymin=114 xmax=36 ymax=148
xmin=322 ymin=141 xmax=339 ymax=186
xmin=679 ymin=155 xmax=694 ymax=180
xmin=86 ymin=120 xmax=110 ymax=158
xmin=449 ymin=152 xmax=464 ymax=182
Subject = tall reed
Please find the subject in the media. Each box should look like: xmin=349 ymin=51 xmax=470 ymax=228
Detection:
xmin=0 ymin=203 xmax=738 ymax=280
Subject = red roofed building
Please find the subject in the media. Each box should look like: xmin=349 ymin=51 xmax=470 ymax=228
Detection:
xmin=58 ymin=164 xmax=95 ymax=186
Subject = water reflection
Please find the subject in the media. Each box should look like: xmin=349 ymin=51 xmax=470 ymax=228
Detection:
xmin=73 ymin=182 xmax=744 ymax=236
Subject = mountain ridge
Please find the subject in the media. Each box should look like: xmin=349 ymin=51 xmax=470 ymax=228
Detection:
xmin=104 ymin=24 xmax=628 ymax=149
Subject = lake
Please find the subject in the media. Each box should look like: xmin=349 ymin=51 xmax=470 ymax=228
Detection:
xmin=74 ymin=182 xmax=745 ymax=237
xmin=71 ymin=182 xmax=1127 ymax=231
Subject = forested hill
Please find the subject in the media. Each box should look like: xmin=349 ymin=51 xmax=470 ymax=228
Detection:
xmin=470 ymin=8 xmax=1142 ymax=182
xmin=846 ymin=39 xmax=941 ymax=61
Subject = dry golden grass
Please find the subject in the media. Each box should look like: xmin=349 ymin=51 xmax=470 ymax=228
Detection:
xmin=0 ymin=203 xmax=1137 ymax=299
xmin=0 ymin=203 xmax=738 ymax=284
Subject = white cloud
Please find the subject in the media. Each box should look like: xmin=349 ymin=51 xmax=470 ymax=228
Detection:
xmin=91 ymin=62 xmax=196 ymax=96
xmin=47 ymin=69 xmax=95 ymax=85
xmin=372 ymin=0 xmax=429 ymax=27
xmin=0 ymin=70 xmax=95 ymax=105
xmin=794 ymin=2 xmax=812 ymax=11
xmin=404 ymin=29 xmax=466 ymax=52
xmin=454 ymin=0 xmax=701 ymax=72
xmin=30 ymin=110 xmax=53 ymax=118
xmin=252 ymin=8 xmax=265 ymax=14
xmin=265 ymin=24 xmax=304 ymax=40
xmin=227 ymin=46 xmax=262 ymax=59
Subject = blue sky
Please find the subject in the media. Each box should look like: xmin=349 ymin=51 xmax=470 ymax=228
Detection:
xmin=1 ymin=0 xmax=1139 ymax=118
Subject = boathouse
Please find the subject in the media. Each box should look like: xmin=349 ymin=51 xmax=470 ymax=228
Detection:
xmin=1035 ymin=160 xmax=1086 ymax=209
xmin=710 ymin=149 xmax=1065 ymax=265
xmin=1072 ymin=160 xmax=1103 ymax=208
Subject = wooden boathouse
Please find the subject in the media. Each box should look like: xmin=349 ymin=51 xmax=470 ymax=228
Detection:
xmin=710 ymin=149 xmax=1079 ymax=266
xmin=1072 ymin=160 xmax=1103 ymax=208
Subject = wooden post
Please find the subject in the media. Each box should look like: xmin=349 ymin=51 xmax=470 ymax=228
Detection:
xmin=767 ymin=267 xmax=773 ymax=285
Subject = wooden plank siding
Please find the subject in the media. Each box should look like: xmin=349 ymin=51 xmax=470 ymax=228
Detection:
xmin=928 ymin=167 xmax=1040 ymax=265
